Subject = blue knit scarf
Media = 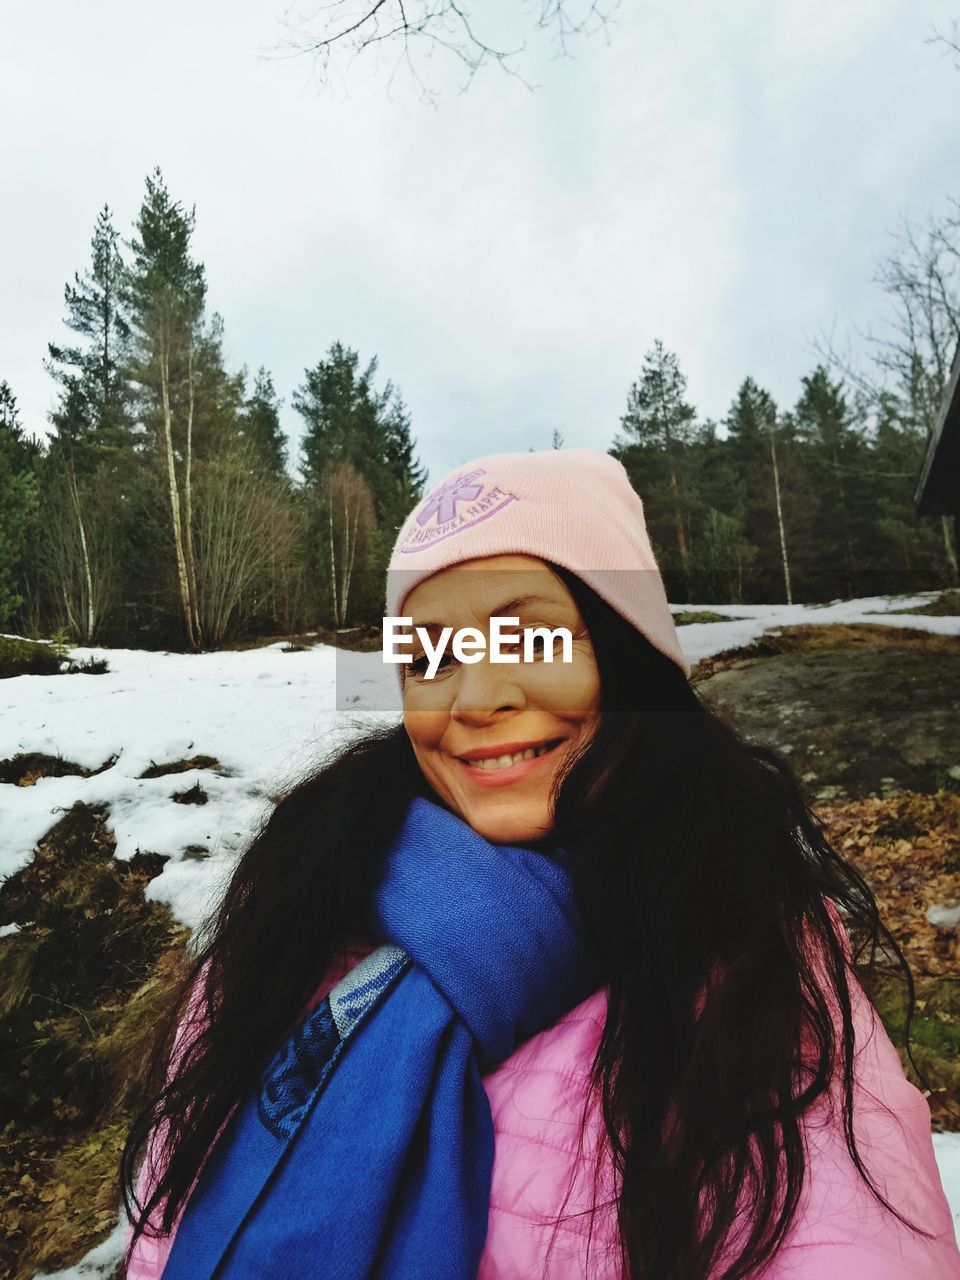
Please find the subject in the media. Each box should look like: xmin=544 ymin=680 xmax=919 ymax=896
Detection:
xmin=161 ymin=793 xmax=598 ymax=1279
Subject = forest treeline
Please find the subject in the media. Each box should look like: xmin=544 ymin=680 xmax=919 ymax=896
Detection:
xmin=0 ymin=168 xmax=957 ymax=650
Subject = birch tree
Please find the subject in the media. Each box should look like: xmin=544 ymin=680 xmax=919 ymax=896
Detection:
xmin=321 ymin=460 xmax=376 ymax=628
xmin=191 ymin=441 xmax=300 ymax=646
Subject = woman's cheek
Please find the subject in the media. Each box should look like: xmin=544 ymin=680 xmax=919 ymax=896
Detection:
xmin=526 ymin=649 xmax=600 ymax=713
xmin=403 ymin=703 xmax=448 ymax=752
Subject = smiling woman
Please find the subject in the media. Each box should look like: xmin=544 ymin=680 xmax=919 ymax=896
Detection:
xmin=120 ymin=449 xmax=960 ymax=1280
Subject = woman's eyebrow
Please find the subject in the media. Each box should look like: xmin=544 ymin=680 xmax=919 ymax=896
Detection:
xmin=411 ymin=594 xmax=565 ymax=633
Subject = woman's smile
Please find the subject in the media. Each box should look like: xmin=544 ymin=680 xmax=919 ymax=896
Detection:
xmin=453 ymin=736 xmax=567 ymax=785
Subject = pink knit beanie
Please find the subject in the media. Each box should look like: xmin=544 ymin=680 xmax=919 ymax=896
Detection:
xmin=385 ymin=448 xmax=690 ymax=680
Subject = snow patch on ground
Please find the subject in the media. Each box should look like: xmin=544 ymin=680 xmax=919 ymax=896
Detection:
xmin=32 ymin=1216 xmax=127 ymax=1279
xmin=934 ymin=1132 xmax=960 ymax=1246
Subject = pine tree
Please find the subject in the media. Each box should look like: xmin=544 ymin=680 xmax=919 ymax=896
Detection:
xmin=793 ymin=367 xmax=869 ymax=599
xmin=46 ymin=204 xmax=133 ymax=461
xmin=238 ymin=367 xmax=288 ymax=479
xmin=125 ymin=167 xmax=209 ymax=648
xmin=378 ymin=389 xmax=427 ymax=534
xmin=723 ymin=378 xmax=795 ymax=600
xmin=293 ymin=342 xmax=425 ymax=624
xmin=41 ymin=206 xmax=139 ymax=640
xmin=0 ymin=383 xmax=40 ymax=624
xmin=186 ymin=311 xmax=246 ymax=462
xmin=866 ymin=390 xmax=948 ymax=589
xmin=612 ymin=340 xmax=698 ymax=569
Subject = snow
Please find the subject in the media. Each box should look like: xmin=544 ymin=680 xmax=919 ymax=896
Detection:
xmin=2 ymin=590 xmax=958 ymax=1275
xmin=32 ymin=1218 xmax=128 ymax=1279
xmin=0 ymin=637 xmax=395 ymax=930
xmin=934 ymin=1133 xmax=960 ymax=1247
xmin=668 ymin=590 xmax=960 ymax=666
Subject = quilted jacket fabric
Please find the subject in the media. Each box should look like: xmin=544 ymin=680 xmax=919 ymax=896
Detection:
xmin=125 ymin=925 xmax=960 ymax=1278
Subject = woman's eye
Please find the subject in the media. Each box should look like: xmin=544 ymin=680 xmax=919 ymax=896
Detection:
xmin=515 ymin=631 xmax=549 ymax=657
xmin=407 ymin=631 xmax=553 ymax=678
xmin=409 ymin=653 xmax=455 ymax=678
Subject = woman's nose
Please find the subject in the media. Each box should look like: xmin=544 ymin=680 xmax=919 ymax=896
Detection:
xmin=450 ymin=653 xmax=527 ymax=720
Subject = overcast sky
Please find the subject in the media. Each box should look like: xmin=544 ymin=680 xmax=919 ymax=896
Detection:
xmin=2 ymin=0 xmax=959 ymax=484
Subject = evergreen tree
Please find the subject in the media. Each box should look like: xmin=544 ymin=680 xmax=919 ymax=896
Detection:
xmin=294 ymin=342 xmax=425 ymax=527
xmin=187 ymin=311 xmax=246 ymax=462
xmin=46 ymin=204 xmax=134 ymax=462
xmin=378 ymin=388 xmax=427 ymax=534
xmin=793 ymin=367 xmax=870 ymax=599
xmin=126 ymin=167 xmax=207 ymax=647
xmin=293 ymin=342 xmax=425 ymax=623
xmin=40 ymin=206 xmax=139 ymax=641
xmin=238 ymin=367 xmax=288 ymax=479
xmin=0 ymin=383 xmax=41 ymax=624
xmin=125 ymin=168 xmax=242 ymax=648
xmin=723 ymin=378 xmax=785 ymax=598
xmin=865 ymin=390 xmax=947 ymax=590
xmin=612 ymin=339 xmax=698 ymax=571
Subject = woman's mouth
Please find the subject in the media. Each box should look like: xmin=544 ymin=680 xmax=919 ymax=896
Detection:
xmin=455 ymin=738 xmax=565 ymax=786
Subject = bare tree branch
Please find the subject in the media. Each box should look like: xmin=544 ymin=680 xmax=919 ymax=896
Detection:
xmin=267 ymin=0 xmax=619 ymax=100
xmin=928 ymin=18 xmax=960 ymax=69
xmin=816 ymin=205 xmax=960 ymax=440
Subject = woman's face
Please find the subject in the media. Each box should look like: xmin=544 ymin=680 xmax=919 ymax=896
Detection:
xmin=400 ymin=554 xmax=601 ymax=845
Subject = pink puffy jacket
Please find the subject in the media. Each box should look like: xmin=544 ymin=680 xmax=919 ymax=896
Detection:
xmin=126 ymin=914 xmax=960 ymax=1279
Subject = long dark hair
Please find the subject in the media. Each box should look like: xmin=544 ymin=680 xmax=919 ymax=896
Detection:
xmin=120 ymin=562 xmax=931 ymax=1278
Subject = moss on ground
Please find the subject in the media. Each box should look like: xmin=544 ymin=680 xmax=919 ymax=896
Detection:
xmin=137 ymin=755 xmax=222 ymax=779
xmin=0 ymin=803 xmax=188 ymax=1279
xmin=0 ymin=637 xmax=67 ymax=679
xmin=672 ymin=609 xmax=746 ymax=626
xmin=880 ymin=589 xmax=960 ymax=617
xmin=862 ymin=972 xmax=960 ymax=1128
xmin=0 ymin=636 xmax=110 ymax=679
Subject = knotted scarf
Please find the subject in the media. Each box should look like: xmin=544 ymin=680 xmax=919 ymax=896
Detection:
xmin=161 ymin=793 xmax=598 ymax=1279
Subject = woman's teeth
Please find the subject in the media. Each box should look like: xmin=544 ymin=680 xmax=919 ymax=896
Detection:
xmin=467 ymin=742 xmax=557 ymax=771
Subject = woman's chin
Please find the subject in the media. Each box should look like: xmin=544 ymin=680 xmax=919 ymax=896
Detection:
xmin=457 ymin=802 xmax=555 ymax=848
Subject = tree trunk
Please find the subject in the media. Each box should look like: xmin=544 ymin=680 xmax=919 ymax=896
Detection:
xmin=830 ymin=444 xmax=856 ymax=598
xmin=943 ymin=513 xmax=959 ymax=583
xmin=66 ymin=461 xmax=96 ymax=640
xmin=770 ymin=429 xmax=793 ymax=606
xmin=328 ymin=493 xmax=340 ymax=627
xmin=159 ymin=327 xmax=197 ymax=649
xmin=670 ymin=467 xmax=688 ymax=560
xmin=184 ymin=338 xmax=203 ymax=647
xmin=61 ymin=585 xmax=80 ymax=637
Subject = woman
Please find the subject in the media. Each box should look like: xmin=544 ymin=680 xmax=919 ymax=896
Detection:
xmin=122 ymin=449 xmax=959 ymax=1279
